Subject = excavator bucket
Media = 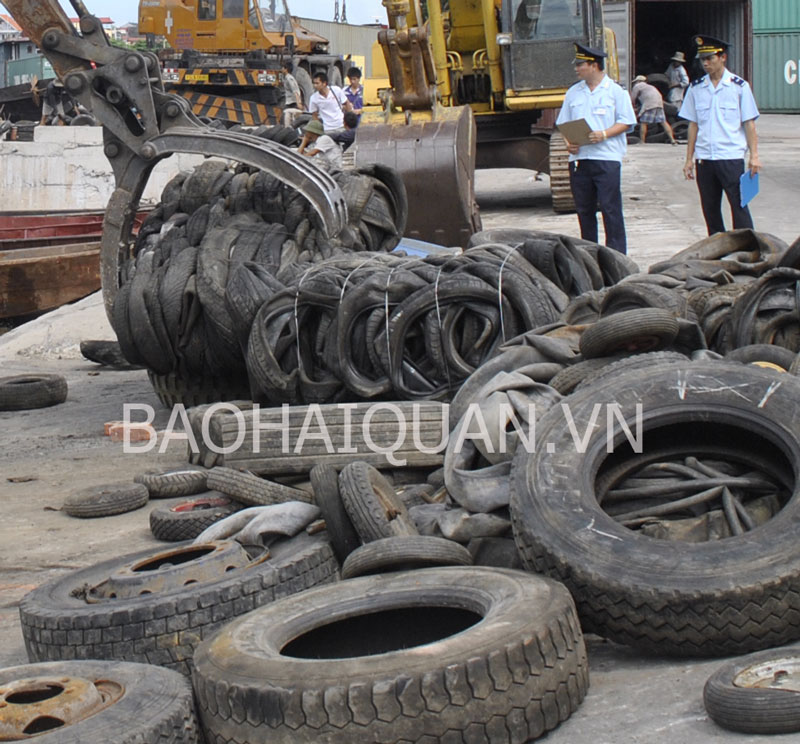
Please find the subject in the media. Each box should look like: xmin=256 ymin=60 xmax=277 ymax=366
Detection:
xmin=354 ymin=105 xmax=480 ymax=249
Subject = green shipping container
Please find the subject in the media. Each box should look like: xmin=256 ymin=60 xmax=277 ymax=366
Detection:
xmin=4 ymin=56 xmax=55 ymax=87
xmin=753 ymin=0 xmax=800 ymax=32
xmin=752 ymin=32 xmax=800 ymax=111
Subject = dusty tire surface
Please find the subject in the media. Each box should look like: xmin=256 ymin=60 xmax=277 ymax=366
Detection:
xmin=20 ymin=534 xmax=337 ymax=675
xmin=62 ymin=483 xmax=149 ymax=518
xmin=310 ymin=464 xmax=361 ymax=563
xmin=339 ymin=461 xmax=418 ymax=542
xmin=192 ymin=567 xmax=589 ymax=743
xmin=511 ymin=361 xmax=800 ymax=657
xmin=0 ymin=374 xmax=68 ymax=411
xmin=703 ymin=645 xmax=800 ymax=734
xmin=341 ymin=536 xmax=473 ymax=579
xmin=0 ymin=659 xmax=201 ymax=743
xmin=579 ymin=308 xmax=680 ymax=359
xmin=149 ymin=494 xmax=240 ymax=541
xmin=135 ymin=467 xmax=209 ymax=499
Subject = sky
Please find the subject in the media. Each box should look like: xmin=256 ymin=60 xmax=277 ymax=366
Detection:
xmin=1 ymin=1 xmax=388 ymax=28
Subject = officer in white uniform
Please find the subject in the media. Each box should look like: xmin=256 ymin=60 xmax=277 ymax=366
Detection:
xmin=556 ymin=43 xmax=637 ymax=254
xmin=679 ymin=35 xmax=761 ymax=235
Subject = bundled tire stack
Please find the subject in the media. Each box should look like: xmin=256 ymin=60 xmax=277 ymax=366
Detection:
xmin=111 ymin=125 xmax=408 ymax=405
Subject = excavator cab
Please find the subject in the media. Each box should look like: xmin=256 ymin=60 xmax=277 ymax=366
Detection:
xmin=503 ymin=0 xmax=604 ymax=92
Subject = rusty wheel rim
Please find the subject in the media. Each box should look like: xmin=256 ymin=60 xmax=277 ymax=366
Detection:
xmin=0 ymin=675 xmax=123 ymax=739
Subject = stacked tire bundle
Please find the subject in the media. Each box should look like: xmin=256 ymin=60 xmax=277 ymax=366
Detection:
xmin=111 ymin=128 xmax=407 ymax=406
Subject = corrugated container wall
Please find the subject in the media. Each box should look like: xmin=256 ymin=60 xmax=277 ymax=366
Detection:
xmin=752 ymin=0 xmax=800 ymax=111
xmin=753 ymin=0 xmax=800 ymax=31
xmin=5 ymin=55 xmax=54 ymax=87
xmin=298 ymin=18 xmax=382 ymax=77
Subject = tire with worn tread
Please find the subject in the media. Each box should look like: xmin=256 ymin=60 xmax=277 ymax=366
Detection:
xmin=0 ymin=659 xmax=201 ymax=743
xmin=310 ymin=464 xmax=361 ymax=563
xmin=207 ymin=466 xmax=312 ymax=506
xmin=579 ymin=308 xmax=680 ymax=359
xmin=63 ymin=483 xmax=149 ymax=518
xmin=548 ymin=356 xmax=619 ymax=395
xmin=0 ymin=374 xmax=68 ymax=411
xmin=147 ymin=371 xmax=251 ymax=408
xmin=511 ymin=361 xmax=800 ymax=657
xmin=135 ymin=467 xmax=209 ymax=498
xmin=573 ymin=351 xmax=689 ymax=392
xmin=725 ymin=343 xmax=796 ymax=370
xmin=20 ymin=533 xmax=337 ymax=675
xmin=341 ymin=536 xmax=473 ymax=579
xmin=339 ymin=461 xmax=418 ymax=542
xmin=149 ymin=494 xmax=240 ymax=541
xmin=192 ymin=567 xmax=589 ymax=743
xmin=703 ymin=645 xmax=800 ymax=734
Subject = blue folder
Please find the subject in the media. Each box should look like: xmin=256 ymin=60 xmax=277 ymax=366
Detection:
xmin=740 ymin=171 xmax=759 ymax=208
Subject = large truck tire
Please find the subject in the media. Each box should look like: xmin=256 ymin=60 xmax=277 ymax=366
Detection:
xmin=193 ymin=567 xmax=589 ymax=742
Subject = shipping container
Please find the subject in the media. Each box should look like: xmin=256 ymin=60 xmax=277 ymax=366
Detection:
xmin=298 ymin=18 xmax=383 ymax=78
xmin=752 ymin=32 xmax=800 ymax=111
xmin=603 ymin=0 xmax=752 ymax=90
xmin=5 ymin=55 xmax=54 ymax=87
xmin=753 ymin=0 xmax=800 ymax=32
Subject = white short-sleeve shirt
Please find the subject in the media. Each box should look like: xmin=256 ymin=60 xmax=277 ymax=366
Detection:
xmin=679 ymin=68 xmax=760 ymax=160
xmin=309 ymin=85 xmax=348 ymax=131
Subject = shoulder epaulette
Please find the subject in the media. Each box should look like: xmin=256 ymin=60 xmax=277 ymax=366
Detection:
xmin=731 ymin=76 xmax=745 ymax=86
xmin=691 ymin=77 xmax=704 ymax=86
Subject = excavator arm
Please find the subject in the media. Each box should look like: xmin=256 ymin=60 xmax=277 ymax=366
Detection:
xmin=2 ymin=0 xmax=347 ymax=320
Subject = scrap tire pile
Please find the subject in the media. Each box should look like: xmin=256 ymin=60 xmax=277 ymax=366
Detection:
xmin=111 ymin=126 xmax=408 ymax=404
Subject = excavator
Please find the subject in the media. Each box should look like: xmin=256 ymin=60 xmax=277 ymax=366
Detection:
xmin=138 ymin=0 xmax=345 ymax=126
xmin=1 ymin=0 xmax=346 ymax=323
xmin=356 ymin=0 xmax=618 ymax=247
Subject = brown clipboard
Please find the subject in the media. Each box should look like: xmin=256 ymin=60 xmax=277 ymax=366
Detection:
xmin=557 ymin=118 xmax=592 ymax=146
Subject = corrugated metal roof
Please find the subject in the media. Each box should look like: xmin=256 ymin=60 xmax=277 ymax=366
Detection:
xmin=752 ymin=0 xmax=800 ymax=32
xmin=299 ymin=18 xmax=382 ymax=77
xmin=752 ymin=32 xmax=800 ymax=111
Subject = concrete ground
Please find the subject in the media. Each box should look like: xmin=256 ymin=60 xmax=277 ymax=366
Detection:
xmin=1 ymin=114 xmax=799 ymax=742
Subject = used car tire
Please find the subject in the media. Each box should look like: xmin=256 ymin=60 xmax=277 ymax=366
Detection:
xmin=511 ymin=361 xmax=800 ymax=657
xmin=135 ymin=467 xmax=209 ymax=499
xmin=0 ymin=374 xmax=68 ymax=411
xmin=339 ymin=461 xmax=418 ymax=542
xmin=0 ymin=659 xmax=201 ymax=743
xmin=341 ymin=535 xmax=473 ymax=579
xmin=310 ymin=464 xmax=361 ymax=563
xmin=192 ymin=567 xmax=589 ymax=743
xmin=62 ymin=483 xmax=149 ymax=518
xmin=149 ymin=494 xmax=240 ymax=541
xmin=20 ymin=533 xmax=337 ymax=675
xmin=725 ymin=343 xmax=796 ymax=371
xmin=579 ymin=308 xmax=680 ymax=359
xmin=703 ymin=645 xmax=800 ymax=734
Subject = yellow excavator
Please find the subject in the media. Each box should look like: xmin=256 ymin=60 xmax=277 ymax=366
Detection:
xmin=138 ymin=0 xmax=345 ymax=126
xmin=356 ymin=0 xmax=618 ymax=247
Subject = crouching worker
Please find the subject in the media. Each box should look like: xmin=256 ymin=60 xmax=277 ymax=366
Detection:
xmin=298 ymin=119 xmax=343 ymax=169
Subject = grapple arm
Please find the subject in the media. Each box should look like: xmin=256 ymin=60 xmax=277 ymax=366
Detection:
xmin=1 ymin=0 xmax=347 ymax=320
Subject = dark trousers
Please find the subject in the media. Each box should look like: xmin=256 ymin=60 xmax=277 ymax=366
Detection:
xmin=695 ymin=158 xmax=754 ymax=235
xmin=569 ymin=160 xmax=627 ymax=254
